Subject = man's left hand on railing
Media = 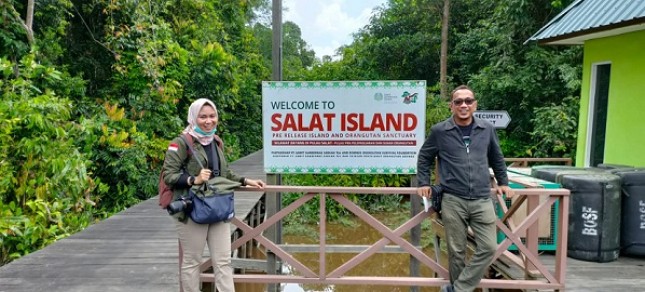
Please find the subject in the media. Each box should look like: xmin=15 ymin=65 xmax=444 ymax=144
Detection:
xmin=496 ymin=185 xmax=515 ymax=198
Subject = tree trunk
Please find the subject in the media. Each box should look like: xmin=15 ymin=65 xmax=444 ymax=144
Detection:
xmin=24 ymin=0 xmax=35 ymax=43
xmin=440 ymin=0 xmax=450 ymax=100
xmin=8 ymin=0 xmax=34 ymax=44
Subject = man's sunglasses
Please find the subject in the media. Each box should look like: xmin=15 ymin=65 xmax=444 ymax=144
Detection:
xmin=452 ymin=98 xmax=476 ymax=106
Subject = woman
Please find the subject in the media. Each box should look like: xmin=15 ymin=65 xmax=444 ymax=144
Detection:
xmin=162 ymin=98 xmax=265 ymax=292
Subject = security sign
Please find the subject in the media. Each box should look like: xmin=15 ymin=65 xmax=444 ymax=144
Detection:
xmin=474 ymin=110 xmax=511 ymax=129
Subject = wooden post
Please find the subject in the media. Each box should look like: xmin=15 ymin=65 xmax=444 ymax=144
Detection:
xmin=268 ymin=0 xmax=283 ymax=290
xmin=409 ymin=176 xmax=421 ymax=292
xmin=265 ymin=174 xmax=282 ymax=292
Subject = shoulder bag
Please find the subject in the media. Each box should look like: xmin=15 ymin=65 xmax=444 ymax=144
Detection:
xmin=181 ymin=135 xmax=238 ymax=224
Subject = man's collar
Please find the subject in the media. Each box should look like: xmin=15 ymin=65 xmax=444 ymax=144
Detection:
xmin=445 ymin=116 xmax=484 ymax=130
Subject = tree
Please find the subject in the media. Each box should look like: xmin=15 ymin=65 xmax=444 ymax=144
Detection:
xmin=347 ymin=0 xmax=443 ymax=82
xmin=440 ymin=0 xmax=450 ymax=100
xmin=455 ymin=0 xmax=581 ymax=156
xmin=253 ymin=20 xmax=315 ymax=80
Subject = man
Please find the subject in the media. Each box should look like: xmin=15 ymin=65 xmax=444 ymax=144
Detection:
xmin=416 ymin=85 xmax=514 ymax=292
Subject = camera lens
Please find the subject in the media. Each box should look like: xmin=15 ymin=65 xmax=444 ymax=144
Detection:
xmin=167 ymin=200 xmax=186 ymax=215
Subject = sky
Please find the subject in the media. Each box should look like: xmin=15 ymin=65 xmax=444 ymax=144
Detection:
xmin=282 ymin=0 xmax=388 ymax=59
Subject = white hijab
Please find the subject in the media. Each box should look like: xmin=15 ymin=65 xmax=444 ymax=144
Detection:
xmin=182 ymin=98 xmax=218 ymax=146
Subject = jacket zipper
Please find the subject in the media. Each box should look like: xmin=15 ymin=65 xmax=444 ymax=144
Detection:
xmin=467 ymin=143 xmax=472 ymax=195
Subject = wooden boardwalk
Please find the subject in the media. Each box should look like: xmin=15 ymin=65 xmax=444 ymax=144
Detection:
xmin=541 ymin=254 xmax=645 ymax=291
xmin=1 ymin=150 xmax=645 ymax=291
xmin=0 ymin=150 xmax=266 ymax=292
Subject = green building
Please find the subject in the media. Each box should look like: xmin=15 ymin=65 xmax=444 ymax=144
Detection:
xmin=528 ymin=0 xmax=645 ymax=167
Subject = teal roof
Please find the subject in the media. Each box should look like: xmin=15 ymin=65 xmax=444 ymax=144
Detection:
xmin=527 ymin=0 xmax=645 ymax=45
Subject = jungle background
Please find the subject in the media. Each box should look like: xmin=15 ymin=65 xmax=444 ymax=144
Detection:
xmin=0 ymin=0 xmax=580 ymax=266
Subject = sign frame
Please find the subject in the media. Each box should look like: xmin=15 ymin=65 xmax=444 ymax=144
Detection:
xmin=262 ymin=80 xmax=427 ymax=174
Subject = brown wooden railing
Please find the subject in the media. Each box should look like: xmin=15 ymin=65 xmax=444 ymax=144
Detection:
xmin=194 ymin=185 xmax=570 ymax=291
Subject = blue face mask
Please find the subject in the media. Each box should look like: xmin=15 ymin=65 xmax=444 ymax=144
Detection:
xmin=194 ymin=125 xmax=217 ymax=136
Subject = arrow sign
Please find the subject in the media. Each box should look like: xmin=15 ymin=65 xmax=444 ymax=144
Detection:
xmin=474 ymin=110 xmax=511 ymax=129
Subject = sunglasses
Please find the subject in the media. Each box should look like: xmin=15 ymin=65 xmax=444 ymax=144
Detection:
xmin=452 ymin=98 xmax=476 ymax=106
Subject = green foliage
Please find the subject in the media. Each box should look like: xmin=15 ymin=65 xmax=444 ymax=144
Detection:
xmin=303 ymin=0 xmax=581 ymax=158
xmin=281 ymin=173 xmax=410 ymax=225
xmin=0 ymin=55 xmax=93 ymax=205
xmin=0 ymin=55 xmax=96 ymax=265
xmin=529 ymin=96 xmax=579 ymax=158
xmin=0 ymin=0 xmax=587 ymax=267
xmin=0 ymin=0 xmax=271 ymax=266
xmin=0 ymin=199 xmax=94 ymax=265
xmin=97 ymin=0 xmax=267 ymax=154
xmin=253 ymin=20 xmax=316 ymax=81
xmin=425 ymin=90 xmax=451 ymax=132
xmin=0 ymin=1 xmax=30 ymax=58
xmin=337 ymin=0 xmax=443 ymax=82
xmin=456 ymin=0 xmax=582 ymax=155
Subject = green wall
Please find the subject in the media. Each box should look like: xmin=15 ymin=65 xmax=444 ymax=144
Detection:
xmin=576 ymin=29 xmax=645 ymax=167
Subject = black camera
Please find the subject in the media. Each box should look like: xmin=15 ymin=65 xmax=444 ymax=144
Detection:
xmin=167 ymin=197 xmax=192 ymax=215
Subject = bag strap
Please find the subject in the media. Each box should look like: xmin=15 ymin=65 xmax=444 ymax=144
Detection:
xmin=183 ymin=133 xmax=194 ymax=158
xmin=179 ymin=134 xmax=206 ymax=170
xmin=180 ymin=133 xmax=225 ymax=177
xmin=213 ymin=134 xmax=223 ymax=150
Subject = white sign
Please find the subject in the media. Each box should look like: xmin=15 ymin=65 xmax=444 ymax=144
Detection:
xmin=262 ymin=80 xmax=427 ymax=174
xmin=474 ymin=110 xmax=511 ymax=128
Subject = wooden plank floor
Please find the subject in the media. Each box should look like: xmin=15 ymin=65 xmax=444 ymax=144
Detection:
xmin=2 ymin=149 xmax=645 ymax=291
xmin=0 ymin=150 xmax=266 ymax=292
xmin=542 ymin=253 xmax=645 ymax=291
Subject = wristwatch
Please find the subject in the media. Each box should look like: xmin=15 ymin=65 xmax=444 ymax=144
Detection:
xmin=188 ymin=176 xmax=195 ymax=186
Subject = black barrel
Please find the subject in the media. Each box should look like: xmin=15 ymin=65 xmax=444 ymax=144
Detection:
xmin=530 ymin=165 xmax=600 ymax=183
xmin=560 ymin=173 xmax=621 ymax=262
xmin=609 ymin=168 xmax=645 ymax=256
xmin=597 ymin=163 xmax=633 ymax=170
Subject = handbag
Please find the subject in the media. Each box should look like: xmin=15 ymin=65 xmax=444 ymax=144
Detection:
xmin=189 ymin=184 xmax=235 ymax=224
xmin=180 ymin=136 xmax=240 ymax=224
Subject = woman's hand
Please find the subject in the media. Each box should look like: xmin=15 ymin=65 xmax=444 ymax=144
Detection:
xmin=244 ymin=178 xmax=266 ymax=188
xmin=194 ymin=169 xmax=212 ymax=185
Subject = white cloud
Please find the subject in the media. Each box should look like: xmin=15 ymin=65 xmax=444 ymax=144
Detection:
xmin=313 ymin=42 xmax=342 ymax=60
xmin=315 ymin=2 xmax=375 ymax=34
xmin=282 ymin=0 xmax=386 ymax=58
xmin=282 ymin=0 xmax=302 ymax=24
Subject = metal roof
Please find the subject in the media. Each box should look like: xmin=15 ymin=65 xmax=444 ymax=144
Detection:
xmin=527 ymin=0 xmax=645 ymax=45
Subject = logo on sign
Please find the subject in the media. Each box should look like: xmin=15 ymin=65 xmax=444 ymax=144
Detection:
xmin=402 ymin=91 xmax=418 ymax=104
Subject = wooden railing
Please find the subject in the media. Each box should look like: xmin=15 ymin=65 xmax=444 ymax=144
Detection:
xmin=195 ymin=185 xmax=570 ymax=291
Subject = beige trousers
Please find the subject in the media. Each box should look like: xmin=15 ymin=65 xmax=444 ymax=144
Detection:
xmin=176 ymin=218 xmax=234 ymax=292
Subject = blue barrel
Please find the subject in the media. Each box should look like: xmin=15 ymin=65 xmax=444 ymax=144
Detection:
xmin=559 ymin=173 xmax=621 ymax=262
xmin=609 ymin=168 xmax=645 ymax=256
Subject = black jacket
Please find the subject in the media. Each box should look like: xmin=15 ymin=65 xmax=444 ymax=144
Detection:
xmin=416 ymin=116 xmax=508 ymax=199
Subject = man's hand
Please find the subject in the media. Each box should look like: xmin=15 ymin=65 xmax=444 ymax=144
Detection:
xmin=496 ymin=185 xmax=515 ymax=198
xmin=417 ymin=186 xmax=432 ymax=198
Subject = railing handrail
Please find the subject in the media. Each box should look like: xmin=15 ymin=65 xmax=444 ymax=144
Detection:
xmin=240 ymin=185 xmax=569 ymax=196
xmin=196 ymin=185 xmax=570 ymax=290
